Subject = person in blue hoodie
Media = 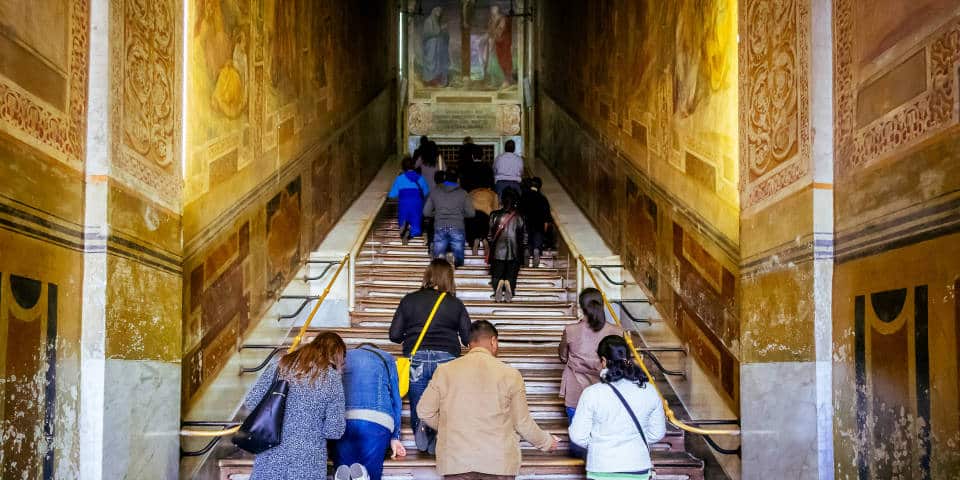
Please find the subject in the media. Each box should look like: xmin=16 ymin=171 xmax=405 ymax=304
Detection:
xmin=388 ymin=156 xmax=430 ymax=244
xmin=331 ymin=344 xmax=406 ymax=480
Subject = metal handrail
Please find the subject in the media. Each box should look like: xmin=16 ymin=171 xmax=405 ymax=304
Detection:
xmin=589 ymin=264 xmax=634 ymax=286
xmin=304 ymin=260 xmax=340 ymax=281
xmin=179 ymin=253 xmax=350 ymax=440
xmin=578 ymin=254 xmax=740 ymax=437
xmin=612 ymin=299 xmax=652 ymax=326
xmin=277 ymin=295 xmax=320 ymax=320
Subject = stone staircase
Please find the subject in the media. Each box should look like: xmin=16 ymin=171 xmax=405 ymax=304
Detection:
xmin=218 ymin=203 xmax=705 ymax=479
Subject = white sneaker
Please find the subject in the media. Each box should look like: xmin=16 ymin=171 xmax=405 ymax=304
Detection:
xmin=334 ymin=465 xmax=351 ymax=480
xmin=349 ymin=463 xmax=370 ymax=480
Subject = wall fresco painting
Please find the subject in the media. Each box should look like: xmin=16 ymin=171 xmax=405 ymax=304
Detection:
xmin=410 ymin=0 xmax=520 ymax=95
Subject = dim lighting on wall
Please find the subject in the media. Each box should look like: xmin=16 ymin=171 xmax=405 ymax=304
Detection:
xmin=399 ymin=0 xmax=425 ymax=16
xmin=506 ymin=0 xmax=534 ymax=18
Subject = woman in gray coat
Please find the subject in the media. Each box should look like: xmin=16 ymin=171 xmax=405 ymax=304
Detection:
xmin=244 ymin=332 xmax=347 ymax=479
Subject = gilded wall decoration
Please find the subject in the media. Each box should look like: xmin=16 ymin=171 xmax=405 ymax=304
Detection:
xmin=111 ymin=0 xmax=181 ymax=207
xmin=739 ymin=0 xmax=811 ymax=209
xmin=835 ymin=1 xmax=960 ymax=176
xmin=496 ymin=104 xmax=520 ymax=135
xmin=408 ymin=103 xmax=433 ymax=135
xmin=0 ymin=0 xmax=88 ymax=169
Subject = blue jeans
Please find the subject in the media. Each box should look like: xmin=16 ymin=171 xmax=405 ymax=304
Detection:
xmin=331 ymin=420 xmax=391 ymax=480
xmin=408 ymin=350 xmax=456 ymax=449
xmin=566 ymin=407 xmax=587 ymax=459
xmin=433 ymin=226 xmax=466 ymax=267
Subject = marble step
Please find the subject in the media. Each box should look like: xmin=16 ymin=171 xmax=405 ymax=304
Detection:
xmin=357 ymin=284 xmax=570 ymax=302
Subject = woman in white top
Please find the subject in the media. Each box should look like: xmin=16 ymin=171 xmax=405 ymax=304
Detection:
xmin=568 ymin=335 xmax=666 ymax=480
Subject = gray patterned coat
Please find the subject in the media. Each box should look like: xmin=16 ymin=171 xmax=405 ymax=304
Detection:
xmin=243 ymin=359 xmax=346 ymax=479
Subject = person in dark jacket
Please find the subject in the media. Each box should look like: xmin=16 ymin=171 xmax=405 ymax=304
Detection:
xmin=519 ymin=177 xmax=552 ymax=267
xmin=388 ymin=156 xmax=430 ymax=244
xmin=488 ymin=189 xmax=526 ymax=303
xmin=332 ymin=344 xmax=407 ymax=480
xmin=423 ymin=170 xmax=475 ymax=267
xmin=389 ymin=259 xmax=472 ymax=453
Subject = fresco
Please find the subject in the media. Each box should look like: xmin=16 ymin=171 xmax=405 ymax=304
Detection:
xmin=410 ymin=0 xmax=521 ymax=94
xmin=537 ymin=0 xmax=740 ymax=406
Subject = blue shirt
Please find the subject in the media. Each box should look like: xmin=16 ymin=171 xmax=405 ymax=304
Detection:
xmin=342 ymin=347 xmax=402 ymax=439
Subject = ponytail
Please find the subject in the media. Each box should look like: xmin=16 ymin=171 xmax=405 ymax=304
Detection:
xmin=597 ymin=335 xmax=648 ymax=386
xmin=579 ymin=288 xmax=606 ymax=332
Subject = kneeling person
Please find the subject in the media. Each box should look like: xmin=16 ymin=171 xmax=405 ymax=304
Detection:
xmin=332 ymin=344 xmax=407 ymax=480
xmin=417 ymin=321 xmax=559 ymax=480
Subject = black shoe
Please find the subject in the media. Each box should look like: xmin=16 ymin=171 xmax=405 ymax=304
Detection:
xmin=532 ymin=249 xmax=541 ymax=268
xmin=401 ymin=224 xmax=410 ymax=245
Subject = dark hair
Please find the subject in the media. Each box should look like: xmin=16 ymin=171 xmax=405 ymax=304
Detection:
xmin=531 ymin=177 xmax=543 ymax=189
xmin=469 ymin=320 xmax=499 ymax=343
xmin=401 ymin=155 xmax=415 ymax=172
xmin=500 ymin=188 xmax=519 ymax=211
xmin=445 ymin=169 xmax=459 ymax=183
xmin=419 ymin=135 xmax=429 ymax=146
xmin=434 ymin=170 xmax=446 ymax=184
xmin=597 ymin=335 xmax=648 ymax=385
xmin=504 ymin=140 xmax=516 ymax=153
xmin=422 ymin=259 xmax=456 ymax=296
xmin=422 ymin=141 xmax=439 ymax=167
xmin=579 ymin=288 xmax=606 ymax=332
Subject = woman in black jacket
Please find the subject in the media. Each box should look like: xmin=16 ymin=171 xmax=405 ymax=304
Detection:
xmin=388 ymin=259 xmax=471 ymax=453
xmin=488 ymin=189 xmax=526 ymax=303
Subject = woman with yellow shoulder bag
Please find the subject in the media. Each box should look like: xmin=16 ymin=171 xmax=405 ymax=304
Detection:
xmin=389 ymin=259 xmax=472 ymax=454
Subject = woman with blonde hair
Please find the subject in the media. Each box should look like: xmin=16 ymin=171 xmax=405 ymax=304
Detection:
xmin=389 ymin=259 xmax=472 ymax=453
xmin=244 ymin=331 xmax=347 ymax=480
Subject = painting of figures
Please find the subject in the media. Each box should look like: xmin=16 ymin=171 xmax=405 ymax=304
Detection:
xmin=190 ymin=0 xmax=251 ymax=138
xmin=410 ymin=0 xmax=521 ymax=95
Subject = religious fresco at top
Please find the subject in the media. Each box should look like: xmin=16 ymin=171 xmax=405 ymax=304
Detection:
xmin=409 ymin=0 xmax=522 ymax=96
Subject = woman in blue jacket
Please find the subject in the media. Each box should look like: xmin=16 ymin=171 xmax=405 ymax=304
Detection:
xmin=332 ymin=344 xmax=406 ymax=480
xmin=388 ymin=156 xmax=430 ymax=244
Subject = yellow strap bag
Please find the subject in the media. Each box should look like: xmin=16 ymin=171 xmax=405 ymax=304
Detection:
xmin=397 ymin=292 xmax=446 ymax=398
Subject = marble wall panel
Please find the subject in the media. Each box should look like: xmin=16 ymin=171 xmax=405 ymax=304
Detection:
xmin=0 ymin=2 xmax=90 ymax=477
xmin=833 ymin=3 xmax=960 ymax=477
xmin=0 ymin=232 xmax=84 ymax=479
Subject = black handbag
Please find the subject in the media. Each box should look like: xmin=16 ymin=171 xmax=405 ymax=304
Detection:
xmin=232 ymin=370 xmax=289 ymax=454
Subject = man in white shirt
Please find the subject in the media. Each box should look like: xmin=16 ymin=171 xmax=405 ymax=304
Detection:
xmin=492 ymin=140 xmax=523 ymax=198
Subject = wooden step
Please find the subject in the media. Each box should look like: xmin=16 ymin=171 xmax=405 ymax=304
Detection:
xmin=219 ymin=450 xmax=704 ymax=480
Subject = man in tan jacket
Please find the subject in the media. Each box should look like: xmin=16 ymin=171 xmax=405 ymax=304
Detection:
xmin=417 ymin=320 xmax=559 ymax=479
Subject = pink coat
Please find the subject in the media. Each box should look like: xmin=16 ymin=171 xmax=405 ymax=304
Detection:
xmin=558 ymin=320 xmax=623 ymax=408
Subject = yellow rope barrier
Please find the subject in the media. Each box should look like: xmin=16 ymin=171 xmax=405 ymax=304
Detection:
xmin=181 ymin=254 xmax=350 ymax=439
xmin=578 ymin=254 xmax=740 ymax=436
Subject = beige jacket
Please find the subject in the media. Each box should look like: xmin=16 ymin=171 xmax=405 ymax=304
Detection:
xmin=417 ymin=347 xmax=554 ymax=476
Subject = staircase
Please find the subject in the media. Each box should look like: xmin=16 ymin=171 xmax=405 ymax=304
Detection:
xmin=218 ymin=203 xmax=706 ymax=479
